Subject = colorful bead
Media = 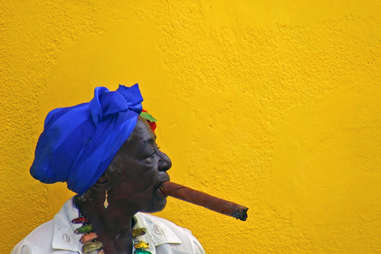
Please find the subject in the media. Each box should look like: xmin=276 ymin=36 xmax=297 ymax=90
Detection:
xmin=140 ymin=110 xmax=157 ymax=132
xmin=75 ymin=224 xmax=93 ymax=234
xmin=134 ymin=240 xmax=149 ymax=249
xmin=71 ymin=217 xmax=88 ymax=224
xmin=85 ymin=251 xmax=98 ymax=254
xmin=132 ymin=227 xmax=147 ymax=238
xmin=134 ymin=249 xmax=152 ymax=254
xmin=82 ymin=241 xmax=103 ymax=253
xmin=80 ymin=232 xmax=98 ymax=243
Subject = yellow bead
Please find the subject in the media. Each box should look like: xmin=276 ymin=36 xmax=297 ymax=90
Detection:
xmin=132 ymin=227 xmax=147 ymax=238
xmin=82 ymin=241 xmax=103 ymax=253
xmin=134 ymin=240 xmax=149 ymax=249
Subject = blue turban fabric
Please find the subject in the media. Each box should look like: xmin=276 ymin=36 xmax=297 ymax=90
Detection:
xmin=30 ymin=84 xmax=143 ymax=194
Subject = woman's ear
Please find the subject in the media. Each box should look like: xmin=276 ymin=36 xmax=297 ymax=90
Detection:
xmin=93 ymin=173 xmax=112 ymax=194
xmin=97 ymin=174 xmax=108 ymax=184
xmin=97 ymin=169 xmax=112 ymax=185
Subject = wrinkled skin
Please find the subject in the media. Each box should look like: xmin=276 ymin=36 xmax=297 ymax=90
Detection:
xmin=75 ymin=118 xmax=172 ymax=254
xmin=107 ymin=119 xmax=171 ymax=213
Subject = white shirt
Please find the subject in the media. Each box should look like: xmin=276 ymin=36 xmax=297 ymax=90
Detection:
xmin=11 ymin=198 xmax=205 ymax=254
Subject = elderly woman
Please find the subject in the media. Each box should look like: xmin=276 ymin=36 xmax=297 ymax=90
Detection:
xmin=12 ymin=85 xmax=205 ymax=254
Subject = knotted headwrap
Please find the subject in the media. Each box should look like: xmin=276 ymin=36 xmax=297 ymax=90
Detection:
xmin=30 ymin=84 xmax=143 ymax=194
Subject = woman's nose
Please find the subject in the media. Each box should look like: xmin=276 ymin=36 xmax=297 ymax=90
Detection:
xmin=158 ymin=151 xmax=172 ymax=171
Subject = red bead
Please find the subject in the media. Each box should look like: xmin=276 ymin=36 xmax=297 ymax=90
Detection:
xmin=148 ymin=122 xmax=156 ymax=132
xmin=80 ymin=232 xmax=98 ymax=243
xmin=72 ymin=217 xmax=88 ymax=224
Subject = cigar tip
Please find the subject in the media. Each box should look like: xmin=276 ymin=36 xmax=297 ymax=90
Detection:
xmin=232 ymin=207 xmax=248 ymax=221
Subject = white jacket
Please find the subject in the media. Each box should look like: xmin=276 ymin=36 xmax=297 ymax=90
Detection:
xmin=11 ymin=198 xmax=205 ymax=254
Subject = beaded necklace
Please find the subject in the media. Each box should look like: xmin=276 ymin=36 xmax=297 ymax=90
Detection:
xmin=72 ymin=216 xmax=152 ymax=254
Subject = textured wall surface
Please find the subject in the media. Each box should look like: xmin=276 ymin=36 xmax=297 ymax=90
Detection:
xmin=1 ymin=0 xmax=381 ymax=253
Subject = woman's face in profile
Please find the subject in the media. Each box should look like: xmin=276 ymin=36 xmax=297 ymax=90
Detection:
xmin=107 ymin=119 xmax=172 ymax=213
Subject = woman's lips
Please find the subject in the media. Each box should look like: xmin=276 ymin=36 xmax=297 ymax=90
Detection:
xmin=154 ymin=174 xmax=170 ymax=190
xmin=153 ymin=174 xmax=170 ymax=199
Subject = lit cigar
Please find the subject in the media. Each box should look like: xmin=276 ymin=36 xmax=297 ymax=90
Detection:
xmin=160 ymin=181 xmax=248 ymax=221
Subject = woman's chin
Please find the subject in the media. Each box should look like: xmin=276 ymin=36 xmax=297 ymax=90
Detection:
xmin=144 ymin=194 xmax=167 ymax=213
xmin=155 ymin=197 xmax=167 ymax=211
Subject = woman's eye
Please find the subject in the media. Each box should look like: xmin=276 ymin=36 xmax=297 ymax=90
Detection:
xmin=143 ymin=145 xmax=159 ymax=160
xmin=144 ymin=150 xmax=155 ymax=160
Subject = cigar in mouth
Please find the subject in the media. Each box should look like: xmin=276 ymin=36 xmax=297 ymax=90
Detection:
xmin=159 ymin=181 xmax=248 ymax=221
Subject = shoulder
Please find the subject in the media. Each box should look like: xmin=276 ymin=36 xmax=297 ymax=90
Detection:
xmin=11 ymin=198 xmax=81 ymax=254
xmin=11 ymin=220 xmax=55 ymax=254
xmin=136 ymin=213 xmax=205 ymax=254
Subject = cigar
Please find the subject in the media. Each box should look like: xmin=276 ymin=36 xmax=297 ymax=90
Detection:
xmin=160 ymin=181 xmax=248 ymax=221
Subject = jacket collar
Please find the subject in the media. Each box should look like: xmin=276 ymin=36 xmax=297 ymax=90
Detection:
xmin=52 ymin=198 xmax=182 ymax=254
xmin=134 ymin=213 xmax=182 ymax=253
xmin=52 ymin=198 xmax=82 ymax=252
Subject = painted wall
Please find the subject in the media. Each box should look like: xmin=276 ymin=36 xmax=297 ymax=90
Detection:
xmin=1 ymin=0 xmax=380 ymax=253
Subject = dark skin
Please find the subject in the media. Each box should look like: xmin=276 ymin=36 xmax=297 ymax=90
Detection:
xmin=75 ymin=118 xmax=172 ymax=254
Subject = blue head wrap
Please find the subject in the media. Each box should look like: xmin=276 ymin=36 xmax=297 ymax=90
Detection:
xmin=30 ymin=84 xmax=143 ymax=194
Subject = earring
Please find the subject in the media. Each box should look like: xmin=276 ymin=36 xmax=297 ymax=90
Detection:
xmin=104 ymin=190 xmax=109 ymax=209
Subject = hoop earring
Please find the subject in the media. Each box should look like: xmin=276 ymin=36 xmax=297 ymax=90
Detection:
xmin=104 ymin=190 xmax=109 ymax=209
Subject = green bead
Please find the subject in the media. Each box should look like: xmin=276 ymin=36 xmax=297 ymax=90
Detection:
xmin=140 ymin=111 xmax=157 ymax=122
xmin=75 ymin=224 xmax=93 ymax=234
xmin=134 ymin=248 xmax=152 ymax=254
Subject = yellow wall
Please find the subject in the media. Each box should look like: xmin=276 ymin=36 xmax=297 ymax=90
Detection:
xmin=1 ymin=0 xmax=380 ymax=253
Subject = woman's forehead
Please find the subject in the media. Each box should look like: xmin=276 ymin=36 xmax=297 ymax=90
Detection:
xmin=134 ymin=119 xmax=156 ymax=141
xmin=118 ymin=119 xmax=155 ymax=152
